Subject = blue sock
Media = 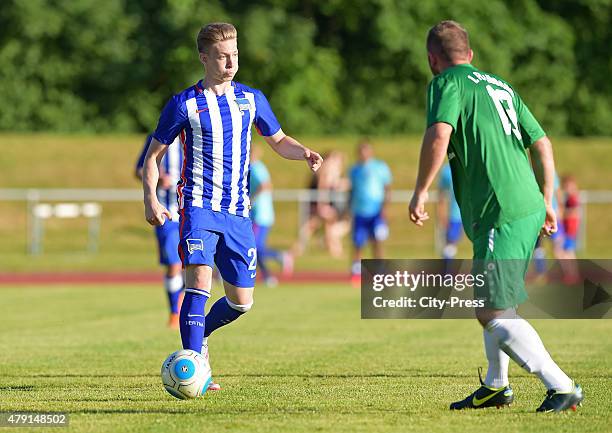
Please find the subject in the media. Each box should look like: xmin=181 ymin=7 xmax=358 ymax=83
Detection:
xmin=204 ymin=296 xmax=246 ymax=338
xmin=168 ymin=290 xmax=182 ymax=314
xmin=179 ymin=289 xmax=209 ymax=352
xmin=164 ymin=275 xmax=183 ymax=314
xmin=534 ymin=247 xmax=546 ymax=274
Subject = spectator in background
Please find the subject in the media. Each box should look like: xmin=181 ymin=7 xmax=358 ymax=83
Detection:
xmin=294 ymin=150 xmax=350 ymax=258
xmin=349 ymin=140 xmax=392 ymax=283
xmin=250 ymin=146 xmax=293 ymax=287
xmin=437 ymin=162 xmax=463 ymax=261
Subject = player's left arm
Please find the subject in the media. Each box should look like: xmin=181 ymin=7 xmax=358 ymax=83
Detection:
xmin=254 ymin=89 xmax=322 ymax=172
xmin=409 ymin=123 xmax=452 ymax=226
xmin=516 ymin=94 xmax=557 ymax=236
xmin=529 ymin=136 xmax=557 ymax=236
xmin=263 ymin=131 xmax=323 ymax=172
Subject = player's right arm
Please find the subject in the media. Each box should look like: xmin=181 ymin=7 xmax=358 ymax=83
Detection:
xmin=143 ymin=138 xmax=172 ymax=226
xmin=530 ymin=136 xmax=557 ymax=236
xmin=410 ymin=76 xmax=459 ymax=227
xmin=516 ymin=95 xmax=557 ymax=236
xmin=143 ymin=94 xmax=187 ymax=226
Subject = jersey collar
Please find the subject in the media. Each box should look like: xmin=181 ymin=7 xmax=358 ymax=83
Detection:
xmin=195 ymin=80 xmax=236 ymax=96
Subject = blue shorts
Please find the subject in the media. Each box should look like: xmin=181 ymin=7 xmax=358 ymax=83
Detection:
xmin=155 ymin=221 xmax=181 ymax=266
xmin=563 ymin=235 xmax=577 ymax=252
xmin=179 ymin=207 xmax=257 ymax=287
xmin=446 ymin=220 xmax=463 ymax=244
xmin=252 ymin=223 xmax=270 ymax=252
xmin=352 ymin=213 xmax=389 ymax=248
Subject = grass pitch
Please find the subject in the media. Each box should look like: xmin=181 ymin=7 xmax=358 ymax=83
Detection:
xmin=0 ymin=282 xmax=610 ymax=433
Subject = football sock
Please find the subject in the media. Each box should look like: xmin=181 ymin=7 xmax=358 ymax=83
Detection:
xmin=351 ymin=260 xmax=361 ymax=276
xmin=486 ymin=316 xmax=574 ymax=392
xmin=179 ymin=289 xmax=209 ymax=352
xmin=483 ymin=328 xmax=510 ymax=388
xmin=203 ymin=296 xmax=251 ymax=338
xmin=164 ymin=274 xmax=184 ymax=314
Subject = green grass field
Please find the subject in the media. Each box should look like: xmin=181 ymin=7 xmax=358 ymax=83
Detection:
xmin=1 ymin=282 xmax=610 ymax=433
xmin=1 ymin=134 xmax=612 ymax=273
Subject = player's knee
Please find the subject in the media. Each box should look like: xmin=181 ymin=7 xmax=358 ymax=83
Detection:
xmin=185 ymin=265 xmax=213 ymax=290
xmin=226 ymin=297 xmax=253 ymax=313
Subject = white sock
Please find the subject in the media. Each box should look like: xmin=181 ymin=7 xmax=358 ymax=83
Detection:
xmin=486 ymin=316 xmax=574 ymax=392
xmin=164 ymin=274 xmax=183 ymax=294
xmin=483 ymin=328 xmax=510 ymax=388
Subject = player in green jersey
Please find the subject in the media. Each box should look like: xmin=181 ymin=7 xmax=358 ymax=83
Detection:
xmin=409 ymin=20 xmax=583 ymax=413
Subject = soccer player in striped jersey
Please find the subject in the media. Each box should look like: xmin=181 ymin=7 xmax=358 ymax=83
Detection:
xmin=136 ymin=134 xmax=184 ymax=328
xmin=141 ymin=23 xmax=323 ymax=390
xmin=409 ymin=21 xmax=582 ymax=412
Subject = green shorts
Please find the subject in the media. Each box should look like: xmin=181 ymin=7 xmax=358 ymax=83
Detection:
xmin=472 ymin=208 xmax=545 ymax=310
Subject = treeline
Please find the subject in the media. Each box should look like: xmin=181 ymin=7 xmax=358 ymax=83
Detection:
xmin=0 ymin=0 xmax=609 ymax=135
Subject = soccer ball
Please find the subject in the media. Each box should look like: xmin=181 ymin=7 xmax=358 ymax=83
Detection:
xmin=161 ymin=349 xmax=212 ymax=400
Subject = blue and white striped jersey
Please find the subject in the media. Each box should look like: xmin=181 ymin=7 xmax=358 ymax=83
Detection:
xmin=136 ymin=134 xmax=183 ymax=220
xmin=152 ymin=80 xmax=281 ymax=217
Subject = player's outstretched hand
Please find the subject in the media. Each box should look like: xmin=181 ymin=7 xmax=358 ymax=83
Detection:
xmin=145 ymin=201 xmax=172 ymax=226
xmin=304 ymin=148 xmax=323 ymax=172
xmin=409 ymin=191 xmax=430 ymax=227
xmin=541 ymin=203 xmax=557 ymax=237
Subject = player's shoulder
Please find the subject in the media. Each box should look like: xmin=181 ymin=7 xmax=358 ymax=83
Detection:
xmin=233 ymin=81 xmax=265 ymax=97
xmin=467 ymin=67 xmax=518 ymax=96
xmin=171 ymin=82 xmax=200 ymax=103
xmin=350 ymin=163 xmax=362 ymax=175
xmin=372 ymin=158 xmax=390 ymax=171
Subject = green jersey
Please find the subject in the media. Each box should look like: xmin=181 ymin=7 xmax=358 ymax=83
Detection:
xmin=427 ymin=63 xmax=546 ymax=240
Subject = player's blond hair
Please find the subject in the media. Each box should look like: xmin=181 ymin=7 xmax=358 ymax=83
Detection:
xmin=426 ymin=20 xmax=470 ymax=62
xmin=197 ymin=23 xmax=237 ymax=53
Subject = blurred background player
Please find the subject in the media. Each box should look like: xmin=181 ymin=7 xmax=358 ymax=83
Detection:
xmin=532 ymin=172 xmax=564 ymax=279
xmin=142 ymin=22 xmax=322 ymax=391
xmin=294 ymin=150 xmax=349 ymax=258
xmin=349 ymin=140 xmax=392 ymax=284
xmin=560 ymin=174 xmax=581 ymax=283
xmin=249 ymin=145 xmax=294 ymax=287
xmin=437 ymin=162 xmax=463 ymax=261
xmin=136 ymin=134 xmax=184 ymax=328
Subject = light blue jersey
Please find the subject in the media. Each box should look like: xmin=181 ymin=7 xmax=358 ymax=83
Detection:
xmin=249 ymin=160 xmax=275 ymax=227
xmin=439 ymin=163 xmax=462 ymax=223
xmin=349 ymin=159 xmax=392 ymax=218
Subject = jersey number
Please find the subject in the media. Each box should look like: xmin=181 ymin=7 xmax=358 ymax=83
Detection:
xmin=247 ymin=248 xmax=257 ymax=271
xmin=486 ymin=85 xmax=522 ymax=140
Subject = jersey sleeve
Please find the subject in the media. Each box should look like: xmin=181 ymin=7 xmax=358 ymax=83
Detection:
xmin=135 ymin=135 xmax=152 ymax=170
xmin=254 ymin=90 xmax=281 ymax=137
xmin=152 ymin=95 xmax=188 ymax=145
xmin=427 ymin=76 xmax=461 ymax=130
xmin=380 ymin=161 xmax=392 ymax=185
xmin=515 ymin=95 xmax=546 ymax=148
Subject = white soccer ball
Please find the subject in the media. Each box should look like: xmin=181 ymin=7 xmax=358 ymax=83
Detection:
xmin=161 ymin=349 xmax=212 ymax=400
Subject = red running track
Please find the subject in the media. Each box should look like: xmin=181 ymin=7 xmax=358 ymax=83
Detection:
xmin=0 ymin=271 xmax=351 ymax=286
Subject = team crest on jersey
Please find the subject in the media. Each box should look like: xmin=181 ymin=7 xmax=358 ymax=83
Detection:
xmin=235 ymin=98 xmax=251 ymax=114
xmin=186 ymin=239 xmax=204 ymax=254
